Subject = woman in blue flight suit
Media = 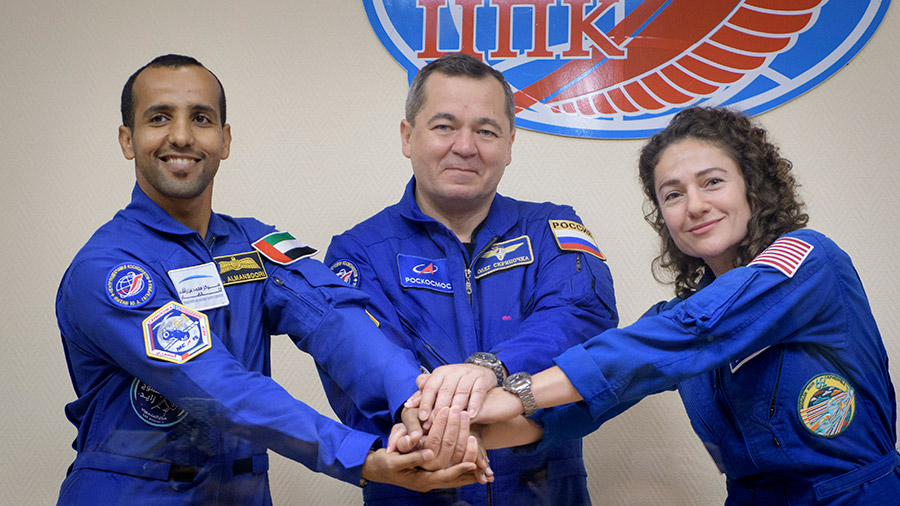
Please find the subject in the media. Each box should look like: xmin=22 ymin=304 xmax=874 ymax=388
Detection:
xmin=472 ymin=107 xmax=900 ymax=505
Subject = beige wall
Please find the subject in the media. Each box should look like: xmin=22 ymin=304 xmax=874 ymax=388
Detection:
xmin=2 ymin=2 xmax=897 ymax=504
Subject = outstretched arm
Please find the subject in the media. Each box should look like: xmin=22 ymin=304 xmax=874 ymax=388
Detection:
xmin=473 ymin=366 xmax=583 ymax=424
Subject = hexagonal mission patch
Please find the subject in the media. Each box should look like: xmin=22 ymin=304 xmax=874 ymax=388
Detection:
xmin=142 ymin=301 xmax=212 ymax=364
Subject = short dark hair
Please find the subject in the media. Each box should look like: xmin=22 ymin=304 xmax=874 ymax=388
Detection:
xmin=638 ymin=107 xmax=808 ymax=297
xmin=120 ymin=54 xmax=226 ymax=129
xmin=405 ymin=53 xmax=515 ymax=130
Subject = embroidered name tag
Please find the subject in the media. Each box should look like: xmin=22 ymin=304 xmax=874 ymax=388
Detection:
xmin=474 ymin=236 xmax=534 ymax=279
xmin=168 ymin=262 xmax=229 ymax=311
xmin=142 ymin=301 xmax=212 ymax=364
xmin=214 ymin=251 xmax=267 ymax=286
xmin=549 ymin=220 xmax=606 ymax=260
xmin=397 ymin=254 xmax=453 ymax=294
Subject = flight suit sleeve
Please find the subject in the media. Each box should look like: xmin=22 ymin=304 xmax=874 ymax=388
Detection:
xmin=554 ymin=232 xmax=843 ymax=421
xmin=325 ymin=233 xmax=411 ymax=342
xmin=261 ymin=258 xmax=421 ymax=425
xmin=494 ymin=207 xmax=618 ymax=375
xmin=59 ymin=254 xmax=380 ymax=486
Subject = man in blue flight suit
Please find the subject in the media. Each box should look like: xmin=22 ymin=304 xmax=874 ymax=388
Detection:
xmin=55 ymin=54 xmax=483 ymax=505
xmin=324 ymin=53 xmax=618 ymax=505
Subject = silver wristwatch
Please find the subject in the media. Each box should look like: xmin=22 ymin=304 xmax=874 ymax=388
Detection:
xmin=465 ymin=352 xmax=508 ymax=386
xmin=503 ymin=371 xmax=537 ymax=417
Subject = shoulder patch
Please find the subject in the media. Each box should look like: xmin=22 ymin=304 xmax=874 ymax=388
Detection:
xmin=142 ymin=301 xmax=212 ymax=364
xmin=252 ymin=231 xmax=317 ymax=265
xmin=330 ymin=259 xmax=360 ymax=287
xmin=474 ymin=236 xmax=534 ymax=279
xmin=797 ymin=373 xmax=855 ymax=438
xmin=397 ymin=254 xmax=453 ymax=294
xmin=548 ymin=220 xmax=605 ymax=260
xmin=106 ymin=262 xmax=156 ymax=308
xmin=748 ymin=237 xmax=813 ymax=278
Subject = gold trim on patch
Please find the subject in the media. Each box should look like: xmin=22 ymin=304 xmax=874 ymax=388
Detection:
xmin=142 ymin=301 xmax=212 ymax=364
xmin=474 ymin=235 xmax=535 ymax=279
xmin=214 ymin=251 xmax=268 ymax=286
xmin=797 ymin=373 xmax=856 ymax=438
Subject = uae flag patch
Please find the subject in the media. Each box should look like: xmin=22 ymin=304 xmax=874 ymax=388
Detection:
xmin=252 ymin=231 xmax=317 ymax=265
xmin=748 ymin=237 xmax=813 ymax=278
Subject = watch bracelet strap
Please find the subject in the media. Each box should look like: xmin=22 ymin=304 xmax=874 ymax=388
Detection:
xmin=465 ymin=353 xmax=507 ymax=386
xmin=520 ymin=389 xmax=538 ymax=417
xmin=504 ymin=374 xmax=538 ymax=417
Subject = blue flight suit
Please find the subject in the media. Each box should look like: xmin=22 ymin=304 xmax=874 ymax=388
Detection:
xmin=56 ymin=185 xmax=420 ymax=505
xmin=537 ymin=229 xmax=900 ymax=505
xmin=324 ymin=178 xmax=618 ymax=505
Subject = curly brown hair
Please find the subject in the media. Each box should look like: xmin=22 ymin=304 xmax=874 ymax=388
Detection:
xmin=638 ymin=107 xmax=808 ymax=297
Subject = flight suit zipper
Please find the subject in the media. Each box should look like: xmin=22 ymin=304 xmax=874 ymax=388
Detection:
xmin=768 ymin=348 xmax=786 ymax=447
xmin=271 ymin=277 xmax=324 ymax=316
xmin=465 ymin=268 xmax=472 ymax=301
xmin=466 ymin=237 xmax=498 ymax=306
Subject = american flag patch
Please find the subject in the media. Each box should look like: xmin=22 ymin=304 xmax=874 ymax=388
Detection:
xmin=748 ymin=237 xmax=813 ymax=278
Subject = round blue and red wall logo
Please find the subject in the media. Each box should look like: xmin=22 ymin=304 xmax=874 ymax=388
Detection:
xmin=364 ymin=0 xmax=890 ymax=139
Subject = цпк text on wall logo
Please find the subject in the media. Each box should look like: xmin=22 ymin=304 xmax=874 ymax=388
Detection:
xmin=364 ymin=0 xmax=890 ymax=139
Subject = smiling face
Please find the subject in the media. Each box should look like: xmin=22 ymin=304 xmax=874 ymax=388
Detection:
xmin=401 ymin=73 xmax=514 ymax=221
xmin=654 ymin=138 xmax=752 ymax=276
xmin=118 ymin=65 xmax=231 ymax=207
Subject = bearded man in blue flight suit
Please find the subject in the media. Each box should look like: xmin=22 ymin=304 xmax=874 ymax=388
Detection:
xmin=324 ymin=53 xmax=618 ymax=506
xmin=55 ymin=54 xmax=485 ymax=505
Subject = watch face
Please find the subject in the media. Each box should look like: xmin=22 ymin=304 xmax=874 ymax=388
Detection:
xmin=507 ymin=371 xmax=531 ymax=388
xmin=473 ymin=352 xmax=496 ymax=363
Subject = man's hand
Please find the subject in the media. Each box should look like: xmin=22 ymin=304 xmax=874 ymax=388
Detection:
xmin=389 ymin=406 xmax=493 ymax=484
xmin=407 ymin=364 xmax=497 ymax=423
xmin=359 ymin=447 xmax=479 ymax=492
xmin=389 ymin=405 xmax=424 ymax=453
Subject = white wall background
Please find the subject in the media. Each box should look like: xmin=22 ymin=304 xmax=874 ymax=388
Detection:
xmin=1 ymin=2 xmax=897 ymax=504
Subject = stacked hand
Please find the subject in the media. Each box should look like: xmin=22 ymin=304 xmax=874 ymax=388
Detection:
xmin=393 ymin=364 xmax=497 ymax=484
xmin=367 ymin=362 xmax=546 ymax=491
xmin=362 ymin=405 xmax=487 ymax=491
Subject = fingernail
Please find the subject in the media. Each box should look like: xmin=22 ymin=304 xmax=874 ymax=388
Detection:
xmin=419 ymin=410 xmax=427 ymax=420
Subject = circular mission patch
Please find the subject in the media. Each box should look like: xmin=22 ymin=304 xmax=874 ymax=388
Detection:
xmin=330 ymin=259 xmax=360 ymax=287
xmin=106 ymin=262 xmax=155 ymax=308
xmin=797 ymin=373 xmax=856 ymax=438
xmin=130 ymin=378 xmax=187 ymax=427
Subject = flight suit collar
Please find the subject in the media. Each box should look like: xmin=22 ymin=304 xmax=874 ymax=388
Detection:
xmin=121 ymin=183 xmax=230 ymax=241
xmin=397 ymin=177 xmax=519 ymax=248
